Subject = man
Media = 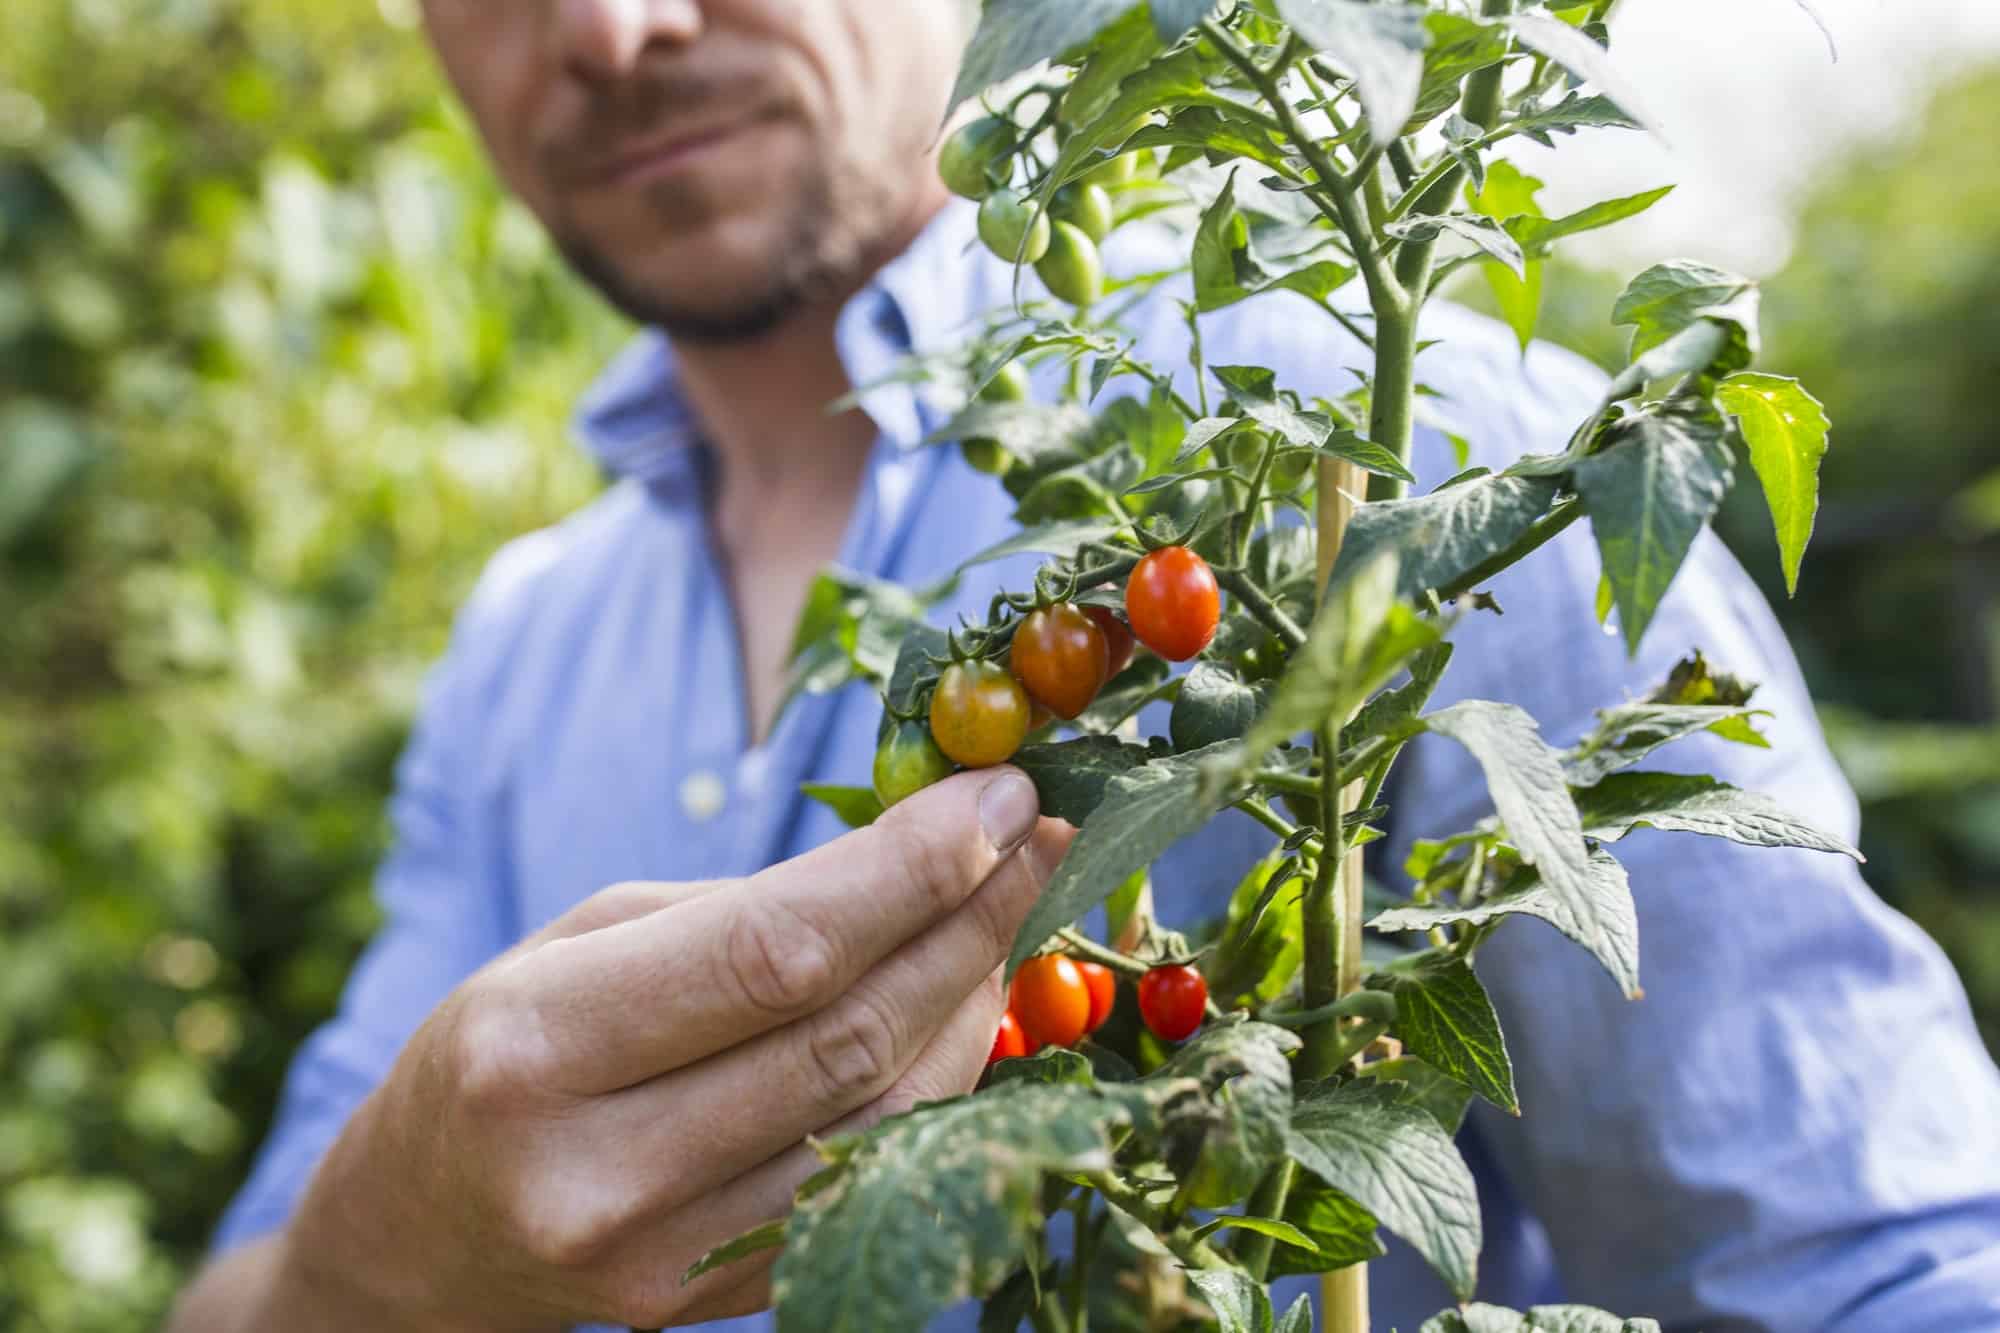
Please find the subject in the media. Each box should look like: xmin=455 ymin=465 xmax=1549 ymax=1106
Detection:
xmin=169 ymin=2 xmax=2000 ymax=1331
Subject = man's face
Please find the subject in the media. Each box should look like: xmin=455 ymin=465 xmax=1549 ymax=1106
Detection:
xmin=422 ymin=0 xmax=969 ymax=342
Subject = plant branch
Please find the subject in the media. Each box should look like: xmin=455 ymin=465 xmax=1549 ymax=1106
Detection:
xmin=1087 ymin=1173 xmax=1232 ymax=1273
xmin=1431 ymin=496 xmax=1583 ymax=602
xmin=1213 ymin=567 xmax=1308 ymax=650
xmin=1235 ymin=1160 xmax=1296 ymax=1279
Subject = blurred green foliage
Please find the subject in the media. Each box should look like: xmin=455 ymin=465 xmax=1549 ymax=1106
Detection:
xmin=3 ymin=1 xmax=1998 ymax=1327
xmin=0 ymin=1 xmax=619 ymax=1326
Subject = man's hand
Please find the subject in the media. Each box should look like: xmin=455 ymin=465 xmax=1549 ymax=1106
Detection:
xmin=171 ymin=767 xmax=1069 ymax=1333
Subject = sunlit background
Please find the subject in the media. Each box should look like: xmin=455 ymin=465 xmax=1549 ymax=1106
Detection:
xmin=2 ymin=0 xmax=1996 ymax=1326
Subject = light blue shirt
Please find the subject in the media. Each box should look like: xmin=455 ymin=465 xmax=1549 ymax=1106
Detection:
xmin=215 ymin=200 xmax=2000 ymax=1331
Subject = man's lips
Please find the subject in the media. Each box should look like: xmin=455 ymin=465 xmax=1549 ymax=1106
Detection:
xmin=577 ymin=116 xmax=763 ymax=190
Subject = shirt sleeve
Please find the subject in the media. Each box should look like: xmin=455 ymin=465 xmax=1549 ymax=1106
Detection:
xmin=208 ymin=548 xmax=540 ymax=1254
xmin=1387 ymin=325 xmax=2000 ymax=1330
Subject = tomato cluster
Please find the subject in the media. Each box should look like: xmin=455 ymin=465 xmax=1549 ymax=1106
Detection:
xmin=937 ymin=113 xmax=1159 ymax=309
xmin=987 ymin=957 xmax=1208 ymax=1065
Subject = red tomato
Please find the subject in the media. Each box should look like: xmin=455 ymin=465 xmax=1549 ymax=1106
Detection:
xmin=1126 ymin=547 xmax=1220 ymax=662
xmin=1009 ymin=955 xmax=1092 ymax=1049
xmin=928 ymin=660 xmax=1032 ymax=768
xmin=1074 ymin=960 xmax=1116 ymax=1034
xmin=988 ymin=1010 xmax=1030 ymax=1064
xmin=1137 ymin=964 xmax=1207 ymax=1043
xmin=1010 ymin=603 xmax=1110 ymax=720
xmin=1083 ymin=605 xmax=1138 ymax=678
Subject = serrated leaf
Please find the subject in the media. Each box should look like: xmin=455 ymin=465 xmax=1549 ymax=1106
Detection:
xmin=800 ymin=784 xmax=883 ymax=829
xmin=1573 ymin=402 xmax=1734 ymax=654
xmin=1422 ymin=1303 xmax=1663 ymax=1333
xmin=1358 ymin=1056 xmax=1477 ymax=1135
xmin=1421 ymin=701 xmax=1638 ymax=996
xmin=1276 ymin=0 xmax=1431 ymax=145
xmin=954 ymin=519 xmax=1128 ymax=574
xmin=1188 ymin=1269 xmax=1275 ymax=1333
xmin=1269 ymin=1179 xmax=1386 ymax=1277
xmin=685 ymin=1218 xmax=786 ymax=1283
xmin=1191 ymin=1214 xmax=1324 ymax=1251
xmin=1212 ymin=364 xmax=1333 ymax=450
xmin=1572 ymin=771 xmax=1861 ymax=859
xmin=1011 ymin=735 xmax=1157 ymax=825
xmin=1209 ymin=854 xmax=1307 ymax=1008
xmin=1330 ymin=473 xmax=1561 ymax=601
xmin=1315 ymin=432 xmax=1419 ymax=483
xmin=1385 ymin=214 xmax=1524 ymax=278
xmin=770 ymin=1082 xmax=1136 ymax=1333
xmin=1372 ymin=848 xmax=1640 ymax=998
xmin=1062 ymin=6 xmax=1168 ymax=130
xmin=1277 ymin=1292 xmax=1316 ymax=1333
xmin=1505 ymin=90 xmax=1641 ymax=144
xmin=950 ymin=0 xmax=1141 ymax=111
xmin=1466 ymin=161 xmax=1545 ymax=351
xmin=1503 ymin=14 xmax=1659 ymax=136
xmin=1563 ymin=702 xmax=1771 ymax=785
xmin=1287 ymin=1081 xmax=1482 ymax=1300
xmin=1372 ymin=955 xmax=1518 ymax=1114
xmin=1193 ymin=174 xmax=1357 ymax=315
xmin=1610 ymin=259 xmax=1760 ymax=365
xmin=930 ymin=399 xmax=1098 ymax=470
xmin=1008 ymin=745 xmax=1235 ymax=976
xmin=1716 ymin=373 xmax=1829 ymax=597
xmin=1172 ymin=662 xmax=1265 ymax=752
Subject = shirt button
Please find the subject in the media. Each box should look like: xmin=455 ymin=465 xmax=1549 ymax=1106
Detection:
xmin=679 ymin=771 xmax=727 ymax=823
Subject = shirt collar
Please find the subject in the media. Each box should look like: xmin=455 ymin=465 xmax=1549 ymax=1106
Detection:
xmin=570 ymin=198 xmax=991 ymax=487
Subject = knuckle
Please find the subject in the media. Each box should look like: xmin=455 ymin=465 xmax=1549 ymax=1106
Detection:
xmin=602 ymin=1275 xmax=683 ymax=1332
xmin=722 ymin=901 xmax=842 ymax=1017
xmin=805 ymin=987 xmax=903 ymax=1105
xmin=449 ymin=978 xmax=551 ymax=1113
xmin=517 ymin=1179 xmax=632 ymax=1273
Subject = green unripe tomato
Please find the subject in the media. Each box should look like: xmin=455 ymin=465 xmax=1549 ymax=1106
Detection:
xmin=976 ymin=188 xmax=1050 ymax=264
xmin=1082 ymin=151 xmax=1139 ymax=190
xmin=872 ymin=719 xmax=955 ymax=808
xmin=961 ymin=437 xmax=1012 ymax=475
xmin=1053 ymin=183 xmax=1114 ymax=244
xmin=1227 ymin=429 xmax=1269 ymax=474
xmin=978 ymin=360 xmax=1031 ymax=403
xmin=938 ymin=117 xmax=1014 ymax=200
xmin=1035 ymin=221 xmax=1104 ymax=307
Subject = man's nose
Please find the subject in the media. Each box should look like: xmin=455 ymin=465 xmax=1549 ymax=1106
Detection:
xmin=555 ymin=0 xmax=702 ymax=84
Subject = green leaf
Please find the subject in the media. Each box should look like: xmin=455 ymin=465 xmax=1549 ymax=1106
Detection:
xmin=1373 ymin=849 xmax=1640 ymax=999
xmin=800 ymin=784 xmax=884 ymax=829
xmin=1421 ymin=701 xmax=1638 ymax=997
xmin=1011 ymin=735 xmax=1158 ymax=826
xmin=1563 ymin=702 xmax=1772 ymax=786
xmin=1190 ymin=1214 xmax=1323 ymax=1252
xmin=1192 ymin=170 xmax=1357 ymax=314
xmin=1372 ymin=955 xmax=1519 ymax=1114
xmin=1212 ymin=365 xmax=1334 ymax=450
xmin=1157 ymin=1023 xmax=1302 ymax=1210
xmin=1315 ymin=432 xmax=1420 ymax=483
xmin=1061 ymin=7 xmax=1167 ymax=130
xmin=1358 ymin=1057 xmax=1477 ymax=1135
xmin=1510 ymin=185 xmax=1673 ymax=257
xmin=1268 ymin=1179 xmax=1386 ymax=1277
xmin=1503 ymin=15 xmax=1658 ymax=135
xmin=1385 ymin=214 xmax=1525 ymax=278
xmin=1421 ymin=1303 xmax=1663 ymax=1333
xmin=1287 ymin=1081 xmax=1482 ymax=1300
xmin=685 ymin=1218 xmax=787 ymax=1283
xmin=950 ymin=0 xmax=1141 ymax=112
xmin=1208 ymin=854 xmax=1307 ymax=1008
xmin=1188 ymin=1269 xmax=1274 ymax=1333
xmin=1330 ymin=473 xmax=1561 ymax=602
xmin=1571 ymin=771 xmax=1862 ymax=860
xmin=1172 ymin=662 xmax=1265 ymax=752
xmin=1276 ymin=1292 xmax=1316 ymax=1333
xmin=1466 ymin=162 xmax=1545 ymax=351
xmin=770 ymin=1082 xmax=1136 ymax=1333
xmin=1610 ymin=259 xmax=1760 ymax=364
xmin=1715 ymin=373 xmax=1830 ymax=596
xmin=1573 ymin=402 xmax=1734 ymax=654
xmin=1504 ymin=91 xmax=1642 ymax=145
xmin=1007 ymin=746 xmax=1234 ymax=977
xmin=1275 ymin=0 xmax=1431 ymax=145
xmin=929 ymin=399 xmax=1099 ymax=473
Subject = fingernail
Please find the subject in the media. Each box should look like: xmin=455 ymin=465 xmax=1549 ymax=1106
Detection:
xmin=978 ymin=772 xmax=1039 ymax=853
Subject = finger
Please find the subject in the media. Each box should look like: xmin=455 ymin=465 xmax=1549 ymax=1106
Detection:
xmin=521 ymin=878 xmax=733 ymax=950
xmin=585 ymin=818 xmax=1070 ymax=1202
xmin=518 ymin=767 xmax=1047 ymax=1093
xmin=600 ymin=979 xmax=1010 ymax=1328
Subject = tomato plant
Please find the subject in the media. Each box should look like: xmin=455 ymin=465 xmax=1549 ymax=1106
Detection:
xmin=1010 ymin=602 xmax=1112 ymax=719
xmin=1138 ymin=963 xmax=1208 ymax=1043
xmin=1010 ymin=954 xmax=1092 ymax=1049
xmin=1127 ymin=545 xmax=1221 ymax=661
xmin=928 ymin=659 xmax=1032 ymax=768
xmin=719 ymin=5 xmax=1857 ymax=1331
